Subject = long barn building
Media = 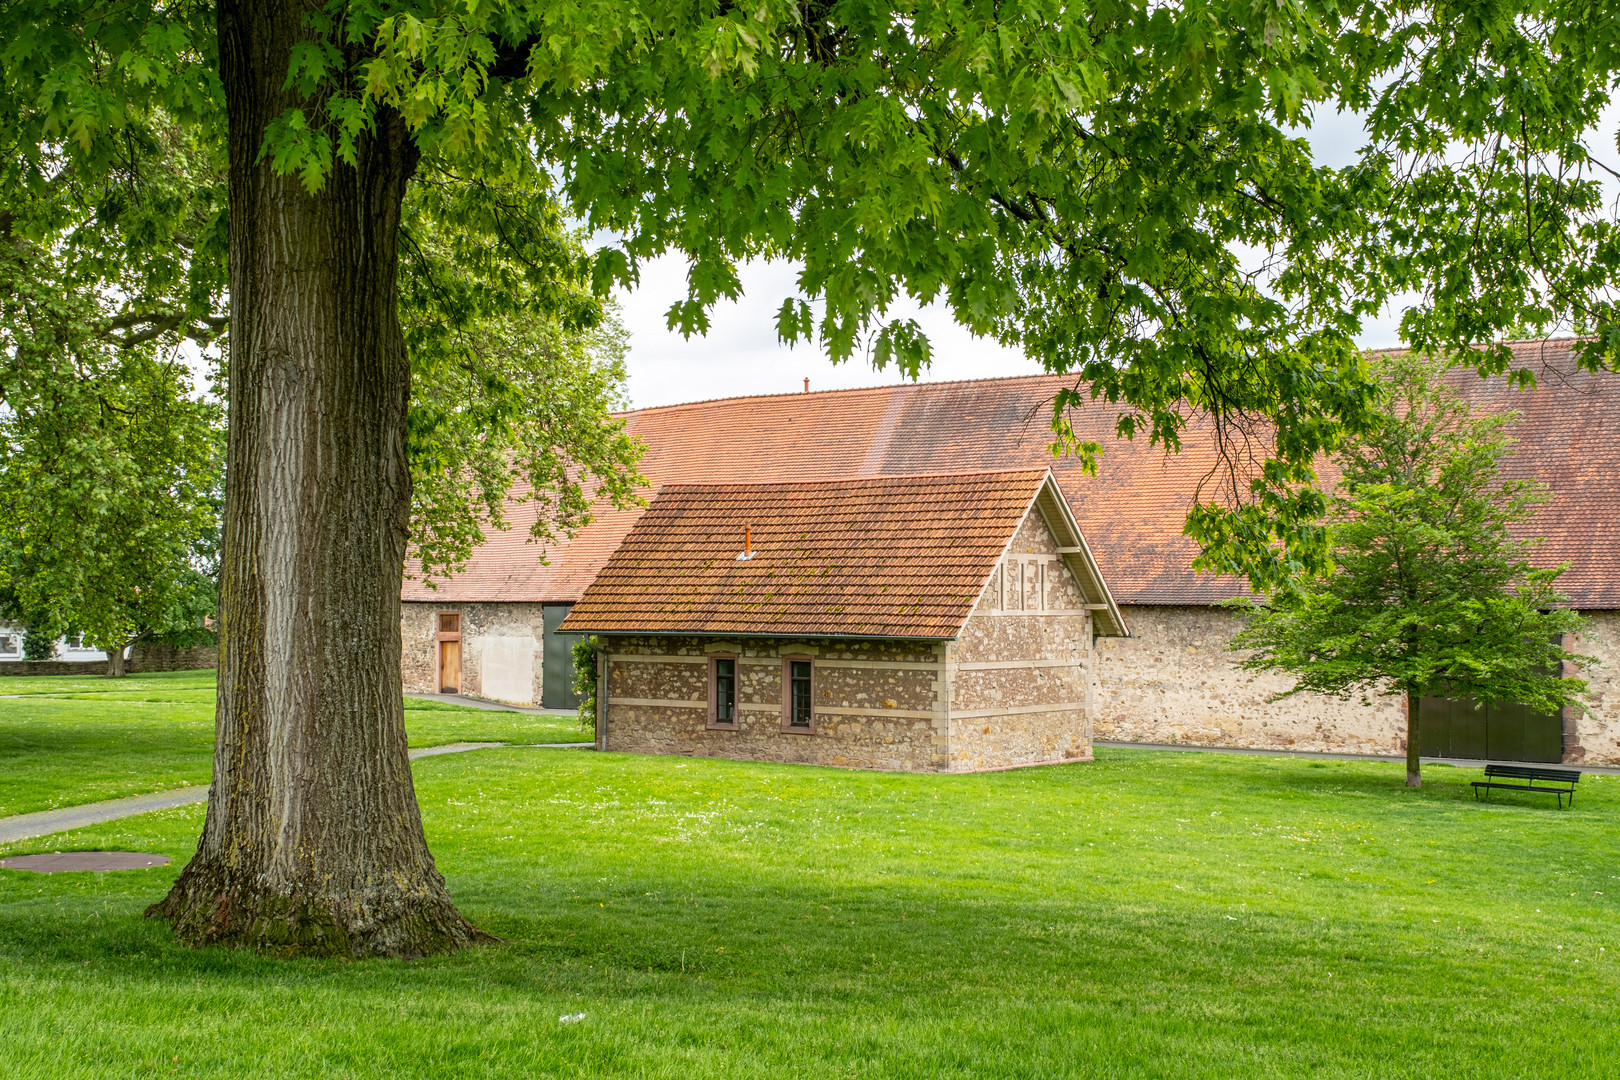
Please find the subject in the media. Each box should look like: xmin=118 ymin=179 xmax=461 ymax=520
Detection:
xmin=402 ymin=339 xmax=1620 ymax=768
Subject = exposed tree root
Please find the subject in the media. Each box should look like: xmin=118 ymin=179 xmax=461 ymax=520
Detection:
xmin=148 ymin=855 xmax=496 ymax=960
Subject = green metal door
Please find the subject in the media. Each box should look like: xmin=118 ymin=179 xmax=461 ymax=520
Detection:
xmin=1451 ymin=699 xmax=1490 ymax=760
xmin=541 ymin=604 xmax=582 ymax=711
xmin=1418 ymin=696 xmax=1452 ymax=759
xmin=1418 ymin=695 xmax=1561 ymax=763
xmin=1487 ymin=700 xmax=1563 ymax=763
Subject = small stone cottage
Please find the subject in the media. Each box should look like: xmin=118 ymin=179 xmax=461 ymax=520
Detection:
xmin=558 ymin=469 xmax=1126 ymax=772
xmin=405 ymin=340 xmax=1620 ymax=765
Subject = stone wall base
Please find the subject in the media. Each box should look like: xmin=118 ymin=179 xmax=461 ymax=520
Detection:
xmin=0 ymin=644 xmax=217 ymax=677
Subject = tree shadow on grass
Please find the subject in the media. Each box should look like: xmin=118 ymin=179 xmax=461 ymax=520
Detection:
xmin=1 ymin=753 xmax=1614 ymax=1077
xmin=0 ymin=858 xmax=1612 ymax=1079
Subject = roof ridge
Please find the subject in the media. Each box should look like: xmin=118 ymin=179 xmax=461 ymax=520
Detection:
xmin=620 ymin=371 xmax=1067 ymax=417
xmin=1367 ymin=336 xmax=1586 ymax=356
xmin=623 ymin=337 xmax=1592 ymax=416
xmin=654 ymin=467 xmax=1052 ymax=492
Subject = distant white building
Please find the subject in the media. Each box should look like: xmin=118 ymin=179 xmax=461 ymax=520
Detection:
xmin=0 ymin=625 xmax=109 ymax=662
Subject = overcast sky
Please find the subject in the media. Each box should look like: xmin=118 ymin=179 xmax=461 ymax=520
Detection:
xmin=614 ymin=95 xmax=1620 ymax=410
xmin=612 ymin=106 xmax=1407 ymax=409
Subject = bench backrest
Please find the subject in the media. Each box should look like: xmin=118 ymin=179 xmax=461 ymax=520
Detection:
xmin=1483 ymin=764 xmax=1581 ymax=784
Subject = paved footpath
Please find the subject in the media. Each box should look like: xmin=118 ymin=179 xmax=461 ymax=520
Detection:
xmin=1094 ymin=740 xmax=1620 ymax=776
xmin=0 ymin=740 xmax=589 ymax=845
xmin=406 ymin=691 xmax=577 ymax=717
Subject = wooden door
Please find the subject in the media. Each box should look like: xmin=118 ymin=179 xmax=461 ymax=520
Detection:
xmin=439 ymin=640 xmax=461 ymax=693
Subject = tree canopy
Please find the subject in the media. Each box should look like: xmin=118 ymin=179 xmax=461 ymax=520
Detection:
xmin=0 ymin=345 xmax=223 ymax=674
xmin=4 ymin=0 xmax=1616 ymax=956
xmin=399 ymin=167 xmax=643 ymax=582
xmin=5 ymin=1 xmax=1617 ymax=588
xmin=0 ymin=62 xmax=641 ymax=594
xmin=0 ymin=129 xmax=224 ymax=673
xmin=1229 ymin=351 xmax=1591 ymax=786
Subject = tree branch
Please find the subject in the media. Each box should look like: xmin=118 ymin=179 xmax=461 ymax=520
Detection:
xmin=98 ymin=312 xmax=227 ymax=349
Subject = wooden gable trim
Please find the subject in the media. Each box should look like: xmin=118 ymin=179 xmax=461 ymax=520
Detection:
xmin=960 ymin=471 xmax=1129 ymax=638
xmin=1032 ymin=473 xmax=1128 ymax=636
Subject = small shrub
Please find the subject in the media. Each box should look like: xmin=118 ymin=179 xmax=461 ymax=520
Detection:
xmin=22 ymin=623 xmax=57 ymax=661
xmin=572 ymin=635 xmax=599 ymax=733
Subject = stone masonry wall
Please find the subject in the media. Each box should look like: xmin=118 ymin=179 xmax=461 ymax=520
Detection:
xmin=1091 ymin=605 xmax=1620 ymax=766
xmin=401 ymin=601 xmax=545 ymax=704
xmin=405 ymin=597 xmax=1620 ymax=767
xmin=945 ymin=508 xmax=1093 ymax=771
xmin=128 ymin=643 xmax=219 ymax=672
xmin=601 ymin=635 xmax=948 ymax=772
xmin=1092 ymin=605 xmax=1406 ymax=755
xmin=1568 ymin=611 xmax=1620 ymax=766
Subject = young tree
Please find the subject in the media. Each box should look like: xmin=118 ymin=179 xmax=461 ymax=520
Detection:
xmin=20 ymin=621 xmax=57 ymax=661
xmin=1 ymin=1 xmax=1614 ymax=956
xmin=1230 ymin=353 xmax=1591 ymax=788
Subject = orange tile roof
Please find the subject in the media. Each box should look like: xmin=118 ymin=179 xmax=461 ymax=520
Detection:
xmin=404 ymin=338 xmax=1620 ymax=609
xmin=559 ymin=470 xmax=1054 ymax=638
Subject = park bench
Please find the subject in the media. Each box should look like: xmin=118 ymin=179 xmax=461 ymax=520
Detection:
xmin=1471 ymin=764 xmax=1581 ymax=809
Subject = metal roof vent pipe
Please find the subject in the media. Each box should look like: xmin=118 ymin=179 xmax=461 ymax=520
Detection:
xmin=736 ymin=524 xmax=754 ymax=561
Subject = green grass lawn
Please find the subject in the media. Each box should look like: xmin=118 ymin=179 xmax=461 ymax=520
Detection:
xmin=0 ymin=671 xmax=589 ymax=817
xmin=0 ymin=745 xmax=1615 ymax=1078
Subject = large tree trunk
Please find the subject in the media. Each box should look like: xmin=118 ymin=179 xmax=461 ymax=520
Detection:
xmin=148 ymin=0 xmax=486 ymax=958
xmin=105 ymin=642 xmax=127 ymax=678
xmin=1405 ymin=690 xmax=1421 ymax=789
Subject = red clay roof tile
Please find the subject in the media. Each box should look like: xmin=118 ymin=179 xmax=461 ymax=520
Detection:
xmin=405 ymin=338 xmax=1620 ymax=609
xmin=558 ymin=471 xmax=1052 ymax=638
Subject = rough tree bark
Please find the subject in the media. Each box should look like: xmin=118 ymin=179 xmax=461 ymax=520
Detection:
xmin=105 ymin=641 xmax=128 ymax=678
xmin=1405 ymin=689 xmax=1421 ymax=789
xmin=148 ymin=0 xmax=487 ymax=957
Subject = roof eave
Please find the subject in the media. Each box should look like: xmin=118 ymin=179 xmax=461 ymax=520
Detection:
xmin=559 ymin=627 xmax=957 ymax=642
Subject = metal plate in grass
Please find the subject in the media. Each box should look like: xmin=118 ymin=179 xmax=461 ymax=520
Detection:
xmin=0 ymin=852 xmax=170 ymax=872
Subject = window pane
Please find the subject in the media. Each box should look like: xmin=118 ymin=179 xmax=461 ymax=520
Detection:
xmin=790 ymin=661 xmax=812 ymax=727
xmin=439 ymin=614 xmax=460 ymax=633
xmin=716 ymin=659 xmax=735 ymax=722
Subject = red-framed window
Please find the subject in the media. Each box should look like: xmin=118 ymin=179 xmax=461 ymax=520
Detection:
xmin=781 ymin=656 xmax=815 ymax=732
xmin=708 ymin=654 xmax=739 ymax=729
